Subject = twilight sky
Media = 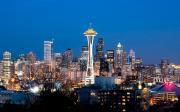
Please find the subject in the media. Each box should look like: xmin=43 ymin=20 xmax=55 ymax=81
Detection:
xmin=0 ymin=0 xmax=180 ymax=64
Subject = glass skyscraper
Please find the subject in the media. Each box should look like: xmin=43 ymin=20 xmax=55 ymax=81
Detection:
xmin=44 ymin=41 xmax=54 ymax=64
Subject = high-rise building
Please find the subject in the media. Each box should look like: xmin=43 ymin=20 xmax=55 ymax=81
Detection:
xmin=61 ymin=49 xmax=73 ymax=68
xmin=2 ymin=51 xmax=12 ymax=84
xmin=81 ymin=46 xmax=88 ymax=60
xmin=80 ymin=46 xmax=88 ymax=71
xmin=80 ymin=48 xmax=88 ymax=82
xmin=161 ymin=59 xmax=170 ymax=76
xmin=135 ymin=58 xmax=143 ymax=65
xmin=0 ymin=62 xmax=3 ymax=77
xmin=129 ymin=49 xmax=136 ymax=67
xmin=115 ymin=43 xmax=124 ymax=69
xmin=122 ymin=52 xmax=127 ymax=66
xmin=94 ymin=38 xmax=104 ymax=76
xmin=106 ymin=50 xmax=114 ymax=76
xmin=27 ymin=52 xmax=36 ymax=64
xmin=172 ymin=65 xmax=180 ymax=83
xmin=54 ymin=53 xmax=62 ymax=70
xmin=95 ymin=38 xmax=104 ymax=60
xmin=84 ymin=27 xmax=97 ymax=85
xmin=44 ymin=40 xmax=53 ymax=64
xmin=26 ymin=52 xmax=36 ymax=78
xmin=15 ymin=59 xmax=27 ymax=79
xmin=107 ymin=50 xmax=114 ymax=64
xmin=100 ymin=58 xmax=109 ymax=76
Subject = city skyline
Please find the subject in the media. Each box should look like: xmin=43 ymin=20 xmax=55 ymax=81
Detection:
xmin=0 ymin=0 xmax=180 ymax=64
xmin=0 ymin=1 xmax=180 ymax=111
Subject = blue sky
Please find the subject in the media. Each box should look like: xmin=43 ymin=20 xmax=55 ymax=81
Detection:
xmin=0 ymin=0 xmax=180 ymax=64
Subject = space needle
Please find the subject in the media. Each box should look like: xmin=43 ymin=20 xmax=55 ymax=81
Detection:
xmin=84 ymin=25 xmax=97 ymax=85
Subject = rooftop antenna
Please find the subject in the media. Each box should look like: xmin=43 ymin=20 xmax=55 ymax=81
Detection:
xmin=89 ymin=22 xmax=92 ymax=28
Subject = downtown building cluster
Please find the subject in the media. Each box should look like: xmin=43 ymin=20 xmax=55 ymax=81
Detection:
xmin=0 ymin=28 xmax=139 ymax=90
xmin=0 ymin=27 xmax=180 ymax=111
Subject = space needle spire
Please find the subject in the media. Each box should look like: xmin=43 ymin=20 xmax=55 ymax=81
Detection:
xmin=84 ymin=25 xmax=97 ymax=85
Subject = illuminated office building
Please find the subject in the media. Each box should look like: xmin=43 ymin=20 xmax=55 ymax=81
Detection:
xmin=80 ymin=46 xmax=88 ymax=72
xmin=81 ymin=46 xmax=88 ymax=60
xmin=107 ymin=50 xmax=114 ymax=64
xmin=26 ymin=52 xmax=36 ymax=78
xmin=27 ymin=52 xmax=36 ymax=64
xmin=61 ymin=49 xmax=73 ymax=68
xmin=54 ymin=53 xmax=62 ymax=70
xmin=172 ymin=65 xmax=180 ymax=83
xmin=100 ymin=58 xmax=109 ymax=76
xmin=129 ymin=49 xmax=136 ymax=67
xmin=106 ymin=50 xmax=114 ymax=76
xmin=2 ymin=51 xmax=12 ymax=84
xmin=161 ymin=59 xmax=170 ymax=76
xmin=44 ymin=40 xmax=54 ymax=64
xmin=122 ymin=52 xmax=127 ymax=66
xmin=0 ymin=62 xmax=3 ymax=75
xmin=95 ymin=38 xmax=104 ymax=60
xmin=95 ymin=38 xmax=104 ymax=76
xmin=115 ymin=43 xmax=125 ymax=69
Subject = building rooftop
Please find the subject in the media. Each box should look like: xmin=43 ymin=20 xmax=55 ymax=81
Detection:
xmin=150 ymin=82 xmax=180 ymax=96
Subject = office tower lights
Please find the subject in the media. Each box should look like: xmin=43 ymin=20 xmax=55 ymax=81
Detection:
xmin=2 ymin=51 xmax=12 ymax=85
xmin=44 ymin=40 xmax=54 ymax=64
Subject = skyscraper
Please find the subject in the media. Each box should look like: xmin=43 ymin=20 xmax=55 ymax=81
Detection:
xmin=115 ymin=43 xmax=124 ymax=69
xmin=129 ymin=49 xmax=135 ymax=67
xmin=161 ymin=59 xmax=170 ymax=76
xmin=106 ymin=50 xmax=114 ymax=77
xmin=27 ymin=52 xmax=36 ymax=64
xmin=2 ymin=51 xmax=12 ymax=84
xmin=80 ymin=46 xmax=88 ymax=71
xmin=84 ymin=27 xmax=97 ymax=85
xmin=81 ymin=46 xmax=88 ymax=60
xmin=61 ymin=49 xmax=73 ymax=68
xmin=44 ymin=40 xmax=54 ymax=64
xmin=0 ymin=62 xmax=3 ymax=78
xmin=54 ymin=53 xmax=62 ymax=70
xmin=100 ymin=58 xmax=109 ymax=76
xmin=95 ymin=38 xmax=104 ymax=60
xmin=106 ymin=50 xmax=114 ymax=64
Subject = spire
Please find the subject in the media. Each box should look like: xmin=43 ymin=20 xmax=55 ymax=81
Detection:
xmin=89 ymin=22 xmax=92 ymax=28
xmin=117 ymin=42 xmax=122 ymax=48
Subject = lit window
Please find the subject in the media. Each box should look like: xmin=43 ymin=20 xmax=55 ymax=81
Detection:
xmin=90 ymin=92 xmax=96 ymax=96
